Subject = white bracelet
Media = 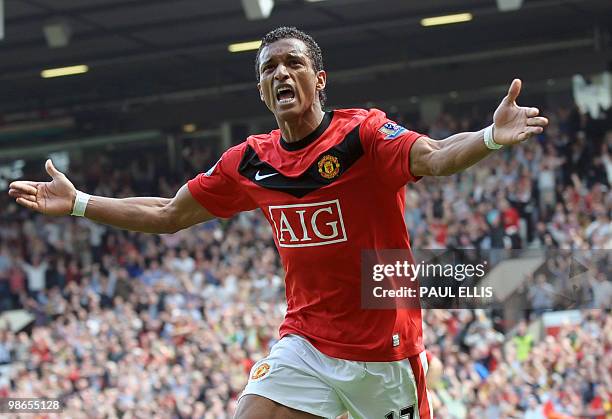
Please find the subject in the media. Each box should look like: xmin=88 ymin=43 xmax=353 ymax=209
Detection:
xmin=70 ymin=190 xmax=91 ymax=217
xmin=484 ymin=124 xmax=503 ymax=150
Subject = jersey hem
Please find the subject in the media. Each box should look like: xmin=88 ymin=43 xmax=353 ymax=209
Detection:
xmin=280 ymin=330 xmax=425 ymax=362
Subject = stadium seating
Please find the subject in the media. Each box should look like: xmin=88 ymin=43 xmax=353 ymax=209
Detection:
xmin=0 ymin=104 xmax=610 ymax=417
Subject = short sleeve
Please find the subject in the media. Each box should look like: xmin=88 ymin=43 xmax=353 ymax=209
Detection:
xmin=360 ymin=109 xmax=425 ymax=188
xmin=187 ymin=146 xmax=257 ymax=218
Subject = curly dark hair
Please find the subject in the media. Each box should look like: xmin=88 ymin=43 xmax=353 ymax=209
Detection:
xmin=255 ymin=26 xmax=326 ymax=108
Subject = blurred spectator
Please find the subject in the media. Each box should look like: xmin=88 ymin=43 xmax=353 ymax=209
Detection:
xmin=21 ymin=255 xmax=48 ymax=302
xmin=0 ymin=102 xmax=610 ymax=417
xmin=528 ymin=274 xmax=556 ymax=315
xmin=590 ymin=271 xmax=612 ymax=309
xmin=512 ymin=321 xmax=534 ymax=362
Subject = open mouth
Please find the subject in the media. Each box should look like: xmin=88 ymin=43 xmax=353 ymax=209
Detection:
xmin=276 ymin=86 xmax=295 ymax=104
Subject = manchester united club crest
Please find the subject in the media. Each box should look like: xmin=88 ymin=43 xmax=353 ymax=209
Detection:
xmin=317 ymin=155 xmax=340 ymax=179
xmin=250 ymin=362 xmax=270 ymax=380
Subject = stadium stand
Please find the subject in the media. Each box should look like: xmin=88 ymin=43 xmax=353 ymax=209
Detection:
xmin=1 ymin=104 xmax=610 ymax=417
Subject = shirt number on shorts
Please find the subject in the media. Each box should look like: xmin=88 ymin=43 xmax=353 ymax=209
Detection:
xmin=384 ymin=405 xmax=414 ymax=419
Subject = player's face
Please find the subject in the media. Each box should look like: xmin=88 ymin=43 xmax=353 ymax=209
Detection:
xmin=257 ymin=38 xmax=326 ymax=120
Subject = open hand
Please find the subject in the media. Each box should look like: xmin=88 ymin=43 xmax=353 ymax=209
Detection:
xmin=8 ymin=159 xmax=76 ymax=216
xmin=492 ymin=79 xmax=549 ymax=145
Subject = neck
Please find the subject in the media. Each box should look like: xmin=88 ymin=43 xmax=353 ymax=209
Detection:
xmin=276 ymin=106 xmax=325 ymax=143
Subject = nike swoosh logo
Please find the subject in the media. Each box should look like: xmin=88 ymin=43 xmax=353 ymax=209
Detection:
xmin=255 ymin=170 xmax=278 ymax=181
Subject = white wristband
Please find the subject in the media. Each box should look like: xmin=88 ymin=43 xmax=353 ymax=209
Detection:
xmin=71 ymin=190 xmax=91 ymax=217
xmin=484 ymin=124 xmax=503 ymax=150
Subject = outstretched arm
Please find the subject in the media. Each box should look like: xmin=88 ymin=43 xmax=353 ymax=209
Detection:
xmin=8 ymin=160 xmax=213 ymax=234
xmin=410 ymin=79 xmax=549 ymax=177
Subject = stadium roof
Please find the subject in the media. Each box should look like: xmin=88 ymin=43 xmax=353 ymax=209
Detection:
xmin=1 ymin=0 xmax=611 ymax=120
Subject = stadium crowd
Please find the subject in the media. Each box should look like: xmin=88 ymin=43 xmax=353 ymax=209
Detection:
xmin=0 ymin=103 xmax=611 ymax=418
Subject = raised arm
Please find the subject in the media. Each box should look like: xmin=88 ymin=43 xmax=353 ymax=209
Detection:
xmin=410 ymin=79 xmax=549 ymax=177
xmin=8 ymin=160 xmax=213 ymax=234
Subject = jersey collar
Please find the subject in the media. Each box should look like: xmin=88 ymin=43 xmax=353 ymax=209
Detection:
xmin=280 ymin=111 xmax=333 ymax=151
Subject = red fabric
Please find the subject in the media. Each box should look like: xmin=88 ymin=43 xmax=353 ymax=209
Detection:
xmin=543 ymin=400 xmax=554 ymax=416
xmin=430 ymin=221 xmax=448 ymax=246
xmin=445 ymin=315 xmax=459 ymax=337
xmin=8 ymin=267 xmax=25 ymax=293
xmin=503 ymin=206 xmax=520 ymax=229
xmin=243 ymin=358 xmax=255 ymax=375
xmin=488 ymin=352 xmax=499 ymax=372
xmin=65 ymin=265 xmax=81 ymax=284
xmin=188 ymin=109 xmax=425 ymax=361
xmin=543 ymin=399 xmax=577 ymax=419
xmin=68 ymin=368 xmax=80 ymax=382
xmin=408 ymin=352 xmax=432 ymax=419
xmin=588 ymin=396 xmax=604 ymax=419
xmin=31 ymin=341 xmax=51 ymax=362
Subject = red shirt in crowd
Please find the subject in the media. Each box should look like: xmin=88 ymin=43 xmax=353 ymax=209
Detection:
xmin=503 ymin=206 xmax=520 ymax=230
xmin=188 ymin=109 xmax=425 ymax=361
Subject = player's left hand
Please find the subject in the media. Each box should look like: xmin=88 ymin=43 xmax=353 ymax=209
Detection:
xmin=491 ymin=79 xmax=549 ymax=145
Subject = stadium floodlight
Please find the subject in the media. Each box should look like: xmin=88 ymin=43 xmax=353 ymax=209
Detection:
xmin=496 ymin=0 xmax=523 ymax=12
xmin=228 ymin=40 xmax=262 ymax=53
xmin=420 ymin=13 xmax=473 ymax=27
xmin=41 ymin=65 xmax=89 ymax=78
xmin=43 ymin=20 xmax=72 ymax=48
xmin=241 ymin=0 xmax=274 ymax=20
xmin=183 ymin=123 xmax=197 ymax=133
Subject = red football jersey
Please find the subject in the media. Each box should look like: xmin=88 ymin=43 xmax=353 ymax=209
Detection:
xmin=188 ymin=108 xmax=425 ymax=361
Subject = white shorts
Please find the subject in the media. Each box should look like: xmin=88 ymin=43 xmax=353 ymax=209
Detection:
xmin=241 ymin=335 xmax=432 ymax=419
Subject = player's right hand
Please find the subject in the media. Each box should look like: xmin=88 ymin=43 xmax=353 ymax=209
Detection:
xmin=8 ymin=159 xmax=76 ymax=216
